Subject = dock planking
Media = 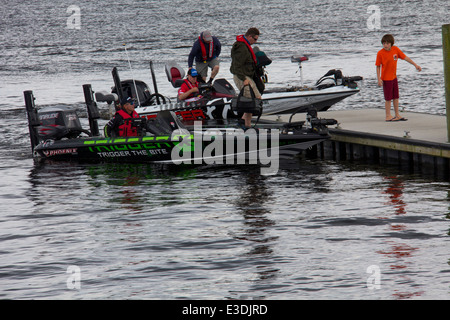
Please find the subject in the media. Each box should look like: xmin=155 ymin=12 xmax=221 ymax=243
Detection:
xmin=263 ymin=108 xmax=450 ymax=178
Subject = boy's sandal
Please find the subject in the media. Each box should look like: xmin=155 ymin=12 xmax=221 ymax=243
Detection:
xmin=392 ymin=117 xmax=408 ymax=121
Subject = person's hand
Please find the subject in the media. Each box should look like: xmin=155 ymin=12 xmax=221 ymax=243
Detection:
xmin=243 ymin=78 xmax=250 ymax=86
xmin=191 ymin=87 xmax=199 ymax=93
xmin=377 ymin=79 xmax=383 ymax=87
xmin=416 ymin=65 xmax=422 ymax=72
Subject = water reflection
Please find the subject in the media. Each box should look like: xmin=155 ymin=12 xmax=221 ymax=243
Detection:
xmin=378 ymin=175 xmax=423 ymax=299
xmin=27 ymin=161 xmax=202 ymax=216
xmin=27 ymin=161 xmax=87 ymax=210
xmin=86 ymin=162 xmax=200 ymax=210
xmin=234 ymin=168 xmax=279 ymax=282
xmin=383 ymin=176 xmax=406 ymax=215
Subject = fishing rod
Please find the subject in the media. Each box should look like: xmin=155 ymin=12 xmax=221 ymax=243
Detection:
xmin=123 ymin=43 xmax=141 ymax=107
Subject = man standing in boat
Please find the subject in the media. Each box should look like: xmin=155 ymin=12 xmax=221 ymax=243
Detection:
xmin=230 ymin=27 xmax=262 ymax=130
xmin=188 ymin=30 xmax=221 ymax=84
xmin=104 ymin=96 xmax=141 ymax=137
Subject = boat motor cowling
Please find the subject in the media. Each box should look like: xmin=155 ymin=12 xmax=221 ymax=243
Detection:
xmin=37 ymin=106 xmax=88 ymax=140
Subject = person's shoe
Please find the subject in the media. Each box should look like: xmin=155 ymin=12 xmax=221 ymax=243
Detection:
xmin=236 ymin=119 xmax=247 ymax=130
xmin=207 ymin=78 xmax=213 ymax=85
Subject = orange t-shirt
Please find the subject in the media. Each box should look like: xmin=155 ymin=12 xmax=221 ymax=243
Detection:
xmin=375 ymin=46 xmax=406 ymax=81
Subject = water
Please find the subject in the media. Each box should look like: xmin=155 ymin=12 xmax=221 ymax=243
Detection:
xmin=0 ymin=0 xmax=449 ymax=300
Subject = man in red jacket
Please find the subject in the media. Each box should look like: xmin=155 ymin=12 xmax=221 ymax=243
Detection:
xmin=177 ymin=68 xmax=203 ymax=102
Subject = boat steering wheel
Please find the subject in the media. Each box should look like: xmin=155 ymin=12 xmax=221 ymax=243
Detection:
xmin=148 ymin=93 xmax=169 ymax=105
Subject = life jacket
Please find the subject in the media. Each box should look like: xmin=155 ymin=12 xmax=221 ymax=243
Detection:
xmin=179 ymin=79 xmax=200 ymax=100
xmin=199 ymin=36 xmax=214 ymax=62
xmin=117 ymin=109 xmax=140 ymax=137
xmin=236 ymin=35 xmax=257 ymax=65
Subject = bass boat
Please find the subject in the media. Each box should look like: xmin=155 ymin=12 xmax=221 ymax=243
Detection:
xmin=25 ymin=84 xmax=338 ymax=168
xmin=108 ymin=57 xmax=362 ymax=121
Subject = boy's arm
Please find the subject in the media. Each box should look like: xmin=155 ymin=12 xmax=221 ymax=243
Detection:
xmin=404 ymin=56 xmax=422 ymax=71
xmin=376 ymin=65 xmax=382 ymax=86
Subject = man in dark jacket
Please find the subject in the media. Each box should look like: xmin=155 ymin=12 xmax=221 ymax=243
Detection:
xmin=188 ymin=30 xmax=221 ymax=83
xmin=230 ymin=27 xmax=262 ymax=129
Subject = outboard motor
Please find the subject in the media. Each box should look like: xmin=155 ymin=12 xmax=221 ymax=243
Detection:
xmin=37 ymin=106 xmax=88 ymax=140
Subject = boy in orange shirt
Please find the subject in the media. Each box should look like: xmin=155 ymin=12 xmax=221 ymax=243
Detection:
xmin=376 ymin=34 xmax=421 ymax=121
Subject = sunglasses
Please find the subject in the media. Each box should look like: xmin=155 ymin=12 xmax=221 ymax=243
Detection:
xmin=124 ymin=98 xmax=136 ymax=105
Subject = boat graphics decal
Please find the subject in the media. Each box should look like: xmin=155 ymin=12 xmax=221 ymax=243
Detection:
xmin=96 ymin=149 xmax=169 ymax=158
xmin=43 ymin=148 xmax=78 ymax=157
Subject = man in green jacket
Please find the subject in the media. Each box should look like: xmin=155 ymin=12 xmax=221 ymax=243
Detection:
xmin=230 ymin=27 xmax=261 ymax=129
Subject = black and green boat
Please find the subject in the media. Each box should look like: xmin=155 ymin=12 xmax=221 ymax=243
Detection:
xmin=25 ymin=84 xmax=336 ymax=166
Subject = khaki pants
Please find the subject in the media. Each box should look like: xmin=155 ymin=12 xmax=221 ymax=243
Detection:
xmin=233 ymin=75 xmax=261 ymax=99
xmin=196 ymin=58 xmax=220 ymax=80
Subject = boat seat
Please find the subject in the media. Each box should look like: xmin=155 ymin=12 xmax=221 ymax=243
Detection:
xmin=291 ymin=55 xmax=309 ymax=63
xmin=95 ymin=91 xmax=118 ymax=104
xmin=165 ymin=61 xmax=186 ymax=88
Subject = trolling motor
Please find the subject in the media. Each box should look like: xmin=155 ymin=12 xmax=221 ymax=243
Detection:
xmin=315 ymin=69 xmax=343 ymax=89
xmin=283 ymin=107 xmax=338 ymax=135
xmin=315 ymin=69 xmax=363 ymax=89
xmin=306 ymin=107 xmax=338 ymax=134
xmin=291 ymin=55 xmax=309 ymax=87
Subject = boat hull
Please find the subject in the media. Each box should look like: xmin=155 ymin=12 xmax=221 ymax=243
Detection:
xmin=32 ymin=130 xmax=328 ymax=164
xmin=135 ymin=86 xmax=360 ymax=121
xmin=261 ymin=86 xmax=359 ymax=115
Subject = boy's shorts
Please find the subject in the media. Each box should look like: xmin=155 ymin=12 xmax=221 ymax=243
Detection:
xmin=383 ymin=78 xmax=399 ymax=101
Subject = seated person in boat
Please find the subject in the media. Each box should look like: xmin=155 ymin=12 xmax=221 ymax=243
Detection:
xmin=177 ymin=68 xmax=203 ymax=102
xmin=104 ymin=96 xmax=141 ymax=137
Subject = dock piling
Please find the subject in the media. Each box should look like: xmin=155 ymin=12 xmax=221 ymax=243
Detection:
xmin=443 ymin=24 xmax=450 ymax=142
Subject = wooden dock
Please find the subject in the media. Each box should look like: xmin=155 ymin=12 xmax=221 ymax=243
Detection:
xmin=263 ymin=108 xmax=450 ymax=178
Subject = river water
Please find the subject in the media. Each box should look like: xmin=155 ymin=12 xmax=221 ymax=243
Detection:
xmin=0 ymin=0 xmax=449 ymax=300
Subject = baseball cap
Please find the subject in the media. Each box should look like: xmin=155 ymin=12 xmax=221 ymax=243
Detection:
xmin=188 ymin=68 xmax=198 ymax=77
xmin=121 ymin=96 xmax=135 ymax=105
xmin=202 ymin=30 xmax=212 ymax=42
